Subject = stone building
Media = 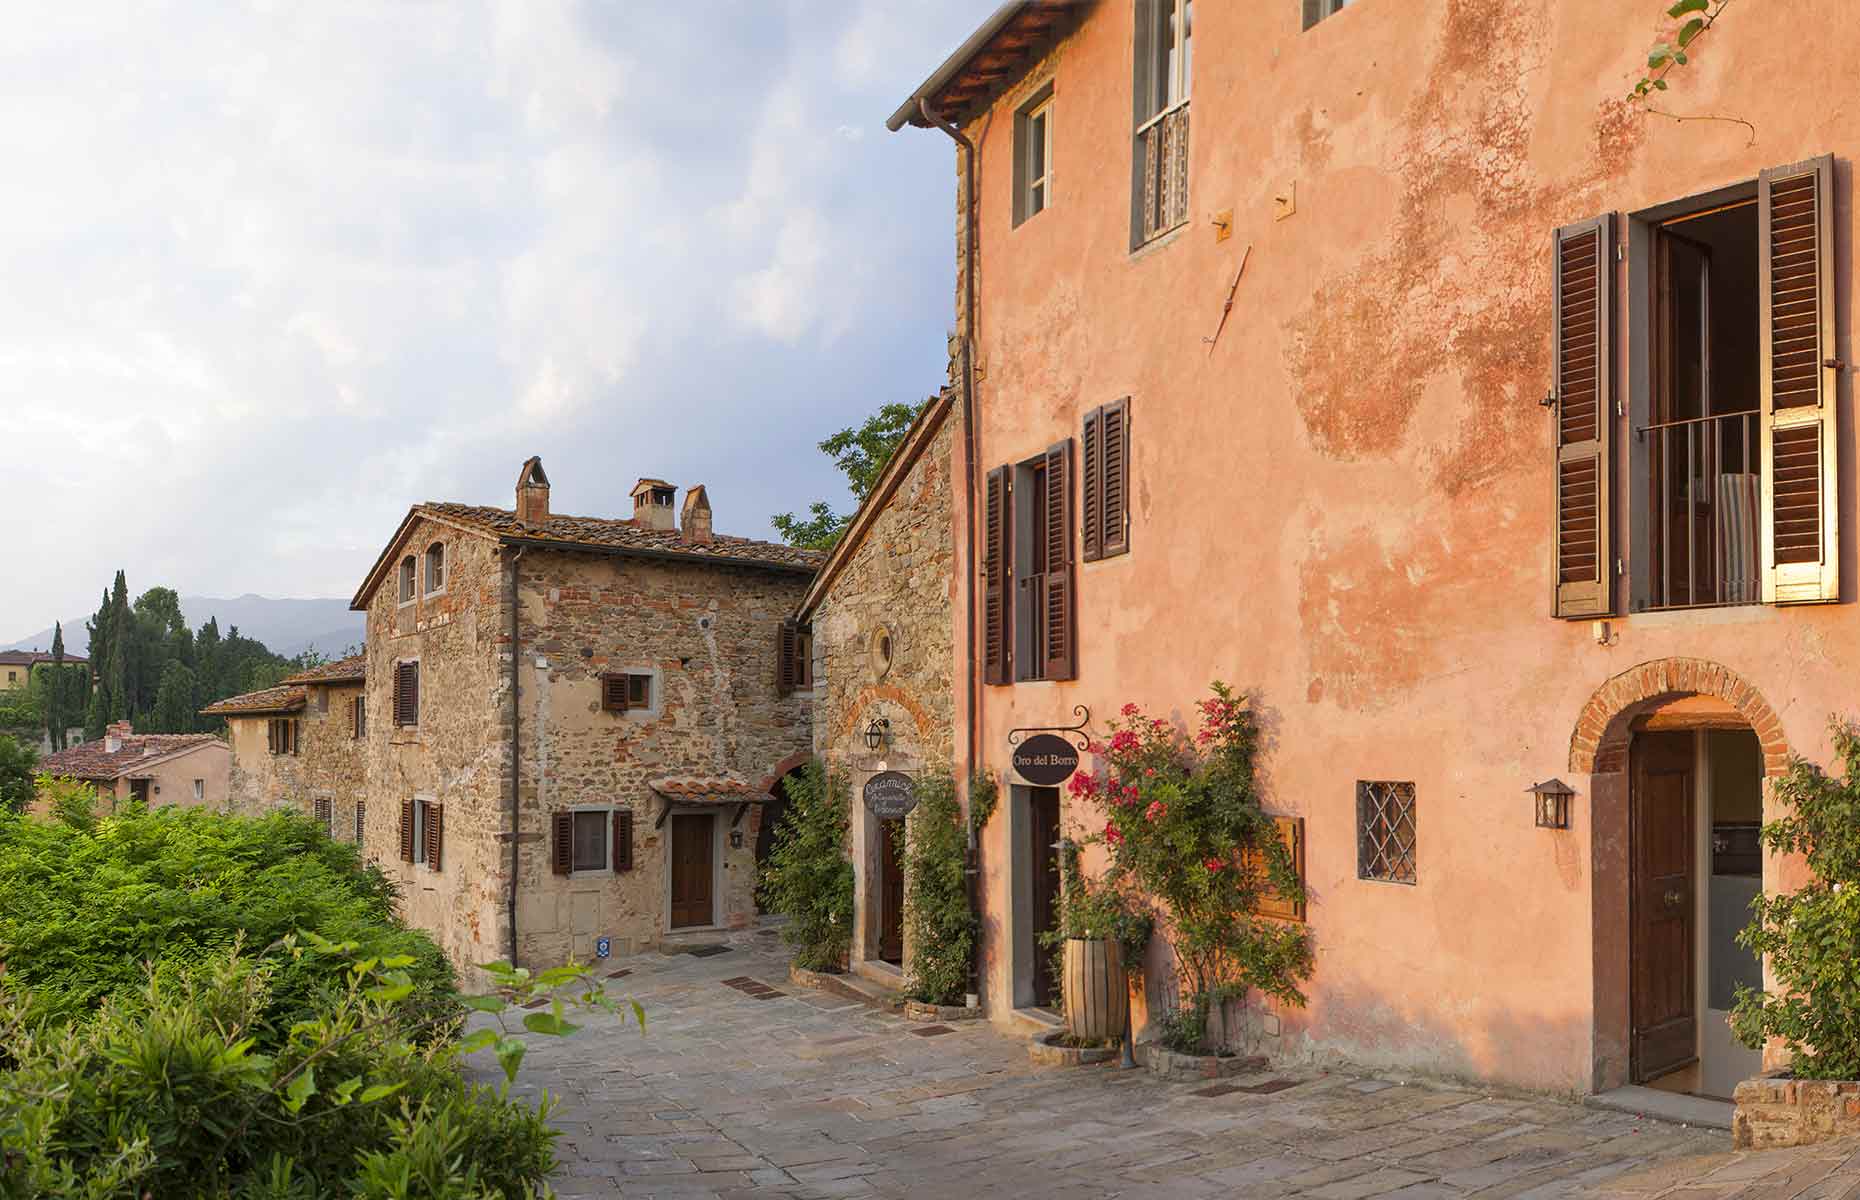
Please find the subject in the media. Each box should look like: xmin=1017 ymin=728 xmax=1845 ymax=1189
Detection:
xmin=797 ymin=387 xmax=960 ymax=986
xmin=880 ymin=0 xmax=1860 ymax=1100
xmin=34 ymin=720 xmax=229 ymax=813
xmin=203 ymin=654 xmax=367 ymax=836
xmin=347 ymin=459 xmax=820 ymax=974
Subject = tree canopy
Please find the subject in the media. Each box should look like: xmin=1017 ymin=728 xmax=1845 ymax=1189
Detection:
xmin=772 ymin=400 xmax=928 ymax=551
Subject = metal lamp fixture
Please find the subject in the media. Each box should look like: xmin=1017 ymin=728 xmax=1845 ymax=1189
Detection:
xmin=1527 ymin=778 xmax=1576 ymax=830
xmin=863 ymin=717 xmax=891 ymax=753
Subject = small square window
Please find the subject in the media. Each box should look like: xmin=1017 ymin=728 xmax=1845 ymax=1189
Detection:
xmin=1357 ymin=780 xmax=1416 ymax=884
xmin=603 ymin=671 xmax=653 ymax=713
xmin=572 ymin=810 xmax=610 ymax=873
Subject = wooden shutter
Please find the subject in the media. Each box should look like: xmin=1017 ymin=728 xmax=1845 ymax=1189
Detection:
xmin=777 ymin=621 xmax=797 ymax=697
xmin=313 ymin=795 xmax=331 ymax=831
xmin=613 ymin=807 xmax=634 ymax=872
xmin=983 ymin=466 xmax=1012 ymax=685
xmin=393 ymin=661 xmax=419 ymax=726
xmin=1041 ymin=440 xmax=1077 ymax=681
xmin=266 ymin=720 xmax=277 ymax=754
xmin=552 ymin=810 xmax=573 ymax=875
xmin=290 ymin=720 xmax=299 ymax=756
xmin=1761 ymin=155 xmax=1839 ymax=604
xmin=602 ymin=674 xmax=629 ymax=712
xmin=1551 ymin=214 xmax=1615 ymax=618
xmin=1253 ymin=816 xmax=1306 ymax=923
xmin=1082 ymin=409 xmax=1103 ymax=562
xmin=423 ymin=802 xmax=443 ymax=871
xmin=399 ymin=798 xmax=415 ymax=862
xmin=1091 ymin=399 xmax=1129 ymax=559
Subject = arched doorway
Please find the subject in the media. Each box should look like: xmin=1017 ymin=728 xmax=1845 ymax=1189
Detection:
xmin=1572 ymin=659 xmax=1789 ymax=1099
xmin=755 ymin=754 xmax=814 ymax=914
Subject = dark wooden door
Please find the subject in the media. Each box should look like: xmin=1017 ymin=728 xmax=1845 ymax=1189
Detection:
xmin=1030 ymin=787 xmax=1062 ymax=1007
xmin=878 ymin=818 xmax=905 ymax=964
xmin=1632 ymin=732 xmax=1697 ymax=1082
xmin=670 ymin=813 xmax=715 ymax=929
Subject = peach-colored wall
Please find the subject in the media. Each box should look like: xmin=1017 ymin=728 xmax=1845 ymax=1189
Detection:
xmin=947 ymin=0 xmax=1859 ymax=1093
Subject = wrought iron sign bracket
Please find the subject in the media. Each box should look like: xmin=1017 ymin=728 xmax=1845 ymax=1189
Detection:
xmin=1007 ymin=705 xmax=1092 ymax=751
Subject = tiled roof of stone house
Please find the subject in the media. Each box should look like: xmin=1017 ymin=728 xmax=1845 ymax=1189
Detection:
xmin=0 ymin=650 xmax=89 ymax=668
xmin=280 ymin=654 xmax=365 ymax=686
xmin=200 ymin=685 xmax=307 ymax=717
xmin=886 ymin=1 xmax=1086 ymax=131
xmin=423 ymin=503 xmax=824 ymax=571
xmin=38 ymin=729 xmax=224 ymax=781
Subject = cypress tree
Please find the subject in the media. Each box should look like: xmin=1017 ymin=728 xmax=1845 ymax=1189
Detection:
xmin=84 ymin=588 xmax=112 ymax=740
xmin=106 ymin=573 xmax=130 ymax=724
xmin=46 ymin=623 xmax=65 ymax=751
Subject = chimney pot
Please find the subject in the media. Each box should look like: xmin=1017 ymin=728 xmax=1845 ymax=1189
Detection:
xmin=681 ymin=485 xmax=714 ymax=544
xmin=516 ymin=456 xmax=551 ymax=526
xmin=630 ymin=478 xmax=678 ymax=532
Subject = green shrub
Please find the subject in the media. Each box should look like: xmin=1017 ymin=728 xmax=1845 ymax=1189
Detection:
xmin=901 ymin=775 xmax=972 ymax=1006
xmin=756 ymin=762 xmax=854 ymax=971
xmin=0 ymin=801 xmax=453 ymax=1037
xmin=1733 ymin=719 xmax=1860 ymax=1079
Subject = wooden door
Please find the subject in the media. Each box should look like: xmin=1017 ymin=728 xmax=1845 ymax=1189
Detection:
xmin=670 ymin=813 xmax=715 ymax=930
xmin=1632 ymin=732 xmax=1697 ymax=1082
xmin=878 ymin=818 xmax=905 ymax=964
xmin=1030 ymin=788 xmax=1062 ymax=1007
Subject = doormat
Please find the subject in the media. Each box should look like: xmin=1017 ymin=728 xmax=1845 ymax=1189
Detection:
xmin=720 ymin=977 xmax=785 ymax=1000
xmin=687 ymin=944 xmax=732 ymax=958
xmin=662 ymin=942 xmax=733 ymax=958
xmin=1236 ymin=1079 xmax=1302 ymax=1095
xmin=908 ymin=1025 xmax=955 ymax=1037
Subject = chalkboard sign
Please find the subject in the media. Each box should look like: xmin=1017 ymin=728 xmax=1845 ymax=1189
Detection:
xmin=1011 ymin=733 xmax=1080 ymax=786
xmin=863 ymin=771 xmax=917 ymax=818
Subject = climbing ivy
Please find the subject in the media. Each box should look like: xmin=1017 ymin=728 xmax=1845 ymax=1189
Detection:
xmin=902 ymin=774 xmax=973 ymax=1006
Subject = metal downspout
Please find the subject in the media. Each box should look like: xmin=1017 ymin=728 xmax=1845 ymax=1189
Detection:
xmin=506 ymin=545 xmax=526 ymax=967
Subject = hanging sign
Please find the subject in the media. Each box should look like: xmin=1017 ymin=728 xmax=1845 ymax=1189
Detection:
xmin=1012 ymin=733 xmax=1080 ymax=786
xmin=863 ymin=771 xmax=917 ymax=818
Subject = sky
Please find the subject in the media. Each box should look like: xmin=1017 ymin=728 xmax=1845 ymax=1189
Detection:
xmin=0 ymin=0 xmax=998 ymax=641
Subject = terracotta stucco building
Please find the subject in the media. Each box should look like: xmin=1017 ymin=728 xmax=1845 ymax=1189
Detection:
xmin=863 ymin=0 xmax=1859 ymax=1099
xmin=34 ymin=721 xmax=229 ymax=814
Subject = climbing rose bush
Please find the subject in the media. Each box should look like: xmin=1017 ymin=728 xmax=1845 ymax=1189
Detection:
xmin=1072 ymin=683 xmax=1312 ymax=1052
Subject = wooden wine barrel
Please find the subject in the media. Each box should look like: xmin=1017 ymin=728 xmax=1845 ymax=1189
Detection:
xmin=1063 ymin=937 xmax=1128 ymax=1041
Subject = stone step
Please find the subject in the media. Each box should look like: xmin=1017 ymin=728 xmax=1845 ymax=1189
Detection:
xmin=1006 ymin=1005 xmax=1065 ymax=1039
xmin=1586 ymin=1085 xmax=1734 ymax=1131
xmin=793 ymin=965 xmax=905 ymax=1013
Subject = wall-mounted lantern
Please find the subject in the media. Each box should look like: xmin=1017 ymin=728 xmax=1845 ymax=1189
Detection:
xmin=1528 ymin=778 xmax=1576 ymax=830
xmin=863 ymin=717 xmax=891 ymax=753
xmin=729 ymin=828 xmax=744 ymax=849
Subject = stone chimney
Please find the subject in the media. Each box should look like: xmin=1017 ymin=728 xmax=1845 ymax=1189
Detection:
xmin=515 ymin=457 xmax=551 ymax=525
xmin=630 ymin=478 xmax=677 ymax=532
xmin=105 ymin=720 xmax=132 ymax=753
xmin=681 ymin=485 xmax=714 ymax=544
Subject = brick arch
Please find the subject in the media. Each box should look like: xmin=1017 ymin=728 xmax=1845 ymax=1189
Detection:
xmin=756 ymin=750 xmax=817 ymax=797
xmin=835 ymin=685 xmax=934 ymax=751
xmin=1568 ymin=657 xmax=1789 ymax=776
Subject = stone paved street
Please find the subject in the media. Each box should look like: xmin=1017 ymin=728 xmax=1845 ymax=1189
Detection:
xmin=473 ymin=929 xmax=1860 ymax=1199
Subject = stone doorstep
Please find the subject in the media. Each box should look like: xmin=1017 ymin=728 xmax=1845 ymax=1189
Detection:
xmin=1588 ymin=1084 xmax=1734 ymax=1132
xmin=789 ymin=962 xmax=904 ymax=1013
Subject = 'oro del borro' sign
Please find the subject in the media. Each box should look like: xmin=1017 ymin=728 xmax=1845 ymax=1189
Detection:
xmin=863 ymin=771 xmax=917 ymax=819
xmin=1012 ymin=734 xmax=1080 ymax=787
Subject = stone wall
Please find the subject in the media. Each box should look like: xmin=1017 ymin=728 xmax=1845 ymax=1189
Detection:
xmin=1733 ymin=1075 xmax=1860 ymax=1150
xmin=225 ymin=684 xmax=365 ymax=833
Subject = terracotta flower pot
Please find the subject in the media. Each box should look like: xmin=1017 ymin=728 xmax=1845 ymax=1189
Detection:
xmin=1063 ymin=936 xmax=1128 ymax=1042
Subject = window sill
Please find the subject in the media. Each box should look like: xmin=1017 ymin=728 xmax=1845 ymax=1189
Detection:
xmin=1625 ymin=603 xmax=1775 ymax=628
xmin=423 ymin=588 xmax=446 ymax=600
xmin=1129 ymin=221 xmax=1189 ymax=262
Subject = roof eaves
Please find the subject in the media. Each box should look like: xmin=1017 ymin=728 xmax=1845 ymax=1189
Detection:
xmin=493 ymin=533 xmax=819 ymax=578
xmin=884 ymin=1 xmax=1085 ymax=133
xmin=350 ymin=506 xmax=499 ymax=611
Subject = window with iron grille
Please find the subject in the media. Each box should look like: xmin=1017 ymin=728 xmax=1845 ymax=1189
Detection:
xmin=1356 ymin=780 xmax=1416 ymax=885
xmin=1132 ymin=0 xmax=1191 ymax=246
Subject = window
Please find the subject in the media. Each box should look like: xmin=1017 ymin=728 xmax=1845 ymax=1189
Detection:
xmin=5 ymin=671 xmax=14 ymax=685
xmin=393 ymin=661 xmax=420 ymax=727
xmin=601 ymin=671 xmax=654 ymax=712
xmin=1301 ymin=0 xmax=1356 ymax=31
xmin=551 ymin=806 xmax=634 ymax=874
xmin=352 ymin=696 xmax=366 ymax=739
xmin=424 ymin=542 xmax=445 ymax=594
xmin=1082 ymin=399 xmax=1131 ymax=561
xmin=193 ymin=779 xmax=204 ymax=803
xmin=314 ymin=795 xmax=333 ymax=834
xmin=400 ymin=798 xmax=442 ymax=869
xmin=355 ymin=798 xmax=366 ymax=843
xmin=777 ymin=621 xmax=814 ymax=695
xmin=398 ymin=556 xmax=416 ymax=603
xmin=984 ymin=442 xmax=1077 ymax=684
xmin=1242 ymin=815 xmax=1306 ymax=921
xmin=1014 ymin=88 xmax=1054 ymax=227
xmin=266 ymin=718 xmax=299 ymax=756
xmin=1357 ymin=781 xmax=1416 ymax=885
xmin=1133 ymin=0 xmax=1191 ymax=244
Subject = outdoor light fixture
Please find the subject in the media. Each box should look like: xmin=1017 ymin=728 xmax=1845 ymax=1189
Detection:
xmin=1528 ymin=778 xmax=1576 ymax=830
xmin=729 ymin=828 xmax=744 ymax=849
xmin=863 ymin=717 xmax=891 ymax=753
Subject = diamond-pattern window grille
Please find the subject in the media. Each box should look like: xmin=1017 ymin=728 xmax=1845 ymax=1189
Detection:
xmin=1357 ymin=780 xmax=1417 ymax=885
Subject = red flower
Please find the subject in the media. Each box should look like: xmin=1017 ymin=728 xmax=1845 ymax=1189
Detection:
xmin=1104 ymin=821 xmax=1122 ymax=845
xmin=1145 ymin=800 xmax=1166 ymax=822
xmin=1109 ymin=729 xmax=1139 ymax=755
xmin=1121 ymin=702 xmax=1140 ymax=718
xmin=1205 ymin=857 xmax=1224 ymax=872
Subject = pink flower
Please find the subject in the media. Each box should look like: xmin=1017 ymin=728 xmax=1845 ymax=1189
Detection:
xmin=1109 ymin=730 xmax=1139 ymax=755
xmin=1067 ymin=771 xmax=1096 ymax=798
xmin=1104 ymin=821 xmax=1122 ymax=845
xmin=1145 ymin=800 xmax=1166 ymax=822
xmin=1205 ymin=857 xmax=1225 ymax=872
xmin=1144 ymin=767 xmax=1156 ymax=778
xmin=1121 ymin=702 xmax=1140 ymax=718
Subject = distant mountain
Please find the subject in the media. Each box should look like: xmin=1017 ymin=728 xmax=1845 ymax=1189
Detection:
xmin=4 ymin=595 xmax=363 ymax=661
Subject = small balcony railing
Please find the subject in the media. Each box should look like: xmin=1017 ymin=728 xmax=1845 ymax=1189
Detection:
xmin=1643 ymin=409 xmax=1760 ymax=610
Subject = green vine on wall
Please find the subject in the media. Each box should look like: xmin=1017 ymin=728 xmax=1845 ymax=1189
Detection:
xmin=1631 ymin=0 xmax=1754 ymax=146
xmin=903 ymin=774 xmax=975 ymax=1006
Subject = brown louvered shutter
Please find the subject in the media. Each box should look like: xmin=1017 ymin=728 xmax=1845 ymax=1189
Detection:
xmin=613 ymin=807 xmax=634 ymax=872
xmin=776 ymin=621 xmax=797 ymax=697
xmin=1551 ymin=214 xmax=1615 ymax=618
xmin=424 ymin=801 xmax=443 ymax=871
xmin=1041 ymin=441 xmax=1077 ymax=681
xmin=1082 ymin=408 xmax=1103 ymax=562
xmin=399 ymin=798 xmax=415 ymax=863
xmin=983 ymin=466 xmax=1012 ymax=685
xmin=602 ymin=674 xmax=629 ymax=712
xmin=1253 ymin=816 xmax=1306 ymax=923
xmin=1101 ymin=398 xmax=1129 ymax=558
xmin=393 ymin=662 xmax=419 ymax=726
xmin=1761 ymin=154 xmax=1839 ymax=604
xmin=551 ymin=810 xmax=572 ymax=875
xmin=267 ymin=720 xmax=277 ymax=754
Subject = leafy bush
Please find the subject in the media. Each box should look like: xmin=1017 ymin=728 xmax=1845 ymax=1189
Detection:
xmin=1733 ymin=719 xmax=1860 ymax=1079
xmin=0 ymin=939 xmax=633 ymax=1197
xmin=901 ymin=775 xmax=973 ymax=1005
xmin=1039 ymin=841 xmax=1152 ymax=1027
xmin=0 ymin=799 xmax=453 ymax=1036
xmin=0 ymin=737 xmax=33 ymax=817
xmin=756 ymin=761 xmax=854 ymax=971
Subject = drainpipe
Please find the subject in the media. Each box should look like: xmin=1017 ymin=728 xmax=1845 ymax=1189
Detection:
xmin=919 ymin=97 xmax=983 ymax=1002
xmin=506 ymin=544 xmax=526 ymax=967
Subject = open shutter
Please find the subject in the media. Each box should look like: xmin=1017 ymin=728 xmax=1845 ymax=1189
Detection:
xmin=1552 ymin=214 xmax=1615 ymax=618
xmin=552 ymin=810 xmax=572 ymax=875
xmin=777 ymin=621 xmax=797 ymax=697
xmin=613 ymin=807 xmax=634 ymax=872
xmin=1082 ymin=408 xmax=1104 ymax=562
xmin=602 ymin=674 xmax=629 ymax=712
xmin=399 ymin=798 xmax=415 ymax=863
xmin=1761 ymin=155 xmax=1839 ymax=604
xmin=1253 ymin=816 xmax=1307 ymax=922
xmin=424 ymin=802 xmax=443 ymax=871
xmin=266 ymin=721 xmax=277 ymax=754
xmin=394 ymin=662 xmax=419 ymax=726
xmin=983 ymin=466 xmax=1012 ymax=685
xmin=1041 ymin=441 xmax=1077 ymax=681
xmin=1101 ymin=398 xmax=1130 ymax=558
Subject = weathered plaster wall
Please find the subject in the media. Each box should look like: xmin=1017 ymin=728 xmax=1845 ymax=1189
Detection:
xmin=225 ymin=685 xmax=365 ymax=833
xmin=949 ymin=0 xmax=1860 ymax=1092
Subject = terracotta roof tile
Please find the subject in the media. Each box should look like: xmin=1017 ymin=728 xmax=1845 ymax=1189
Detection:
xmin=279 ymin=654 xmax=365 ymax=686
xmin=648 ymin=777 xmax=771 ymax=803
xmin=423 ymin=503 xmax=824 ymax=573
xmin=38 ymin=733 xmax=224 ymax=781
xmin=200 ymin=685 xmax=307 ymax=717
xmin=0 ymin=650 xmax=88 ymax=667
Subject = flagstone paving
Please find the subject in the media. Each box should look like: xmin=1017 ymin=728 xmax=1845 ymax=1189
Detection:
xmin=471 ymin=929 xmax=1860 ymax=1199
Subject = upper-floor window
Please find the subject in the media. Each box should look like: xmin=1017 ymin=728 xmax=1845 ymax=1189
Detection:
xmin=424 ymin=542 xmax=445 ymax=594
xmin=267 ymin=718 xmax=298 ymax=756
xmin=352 ymin=696 xmax=367 ymax=739
xmin=601 ymin=671 xmax=654 ymax=713
xmin=551 ymin=806 xmax=633 ymax=875
xmin=777 ymin=621 xmax=814 ymax=695
xmin=1551 ymin=154 xmax=1839 ymax=618
xmin=393 ymin=661 xmax=420 ymax=727
xmin=1014 ymin=87 xmax=1054 ymax=227
xmin=1133 ymin=0 xmax=1192 ymax=245
xmin=398 ymin=555 xmax=416 ymax=603
xmin=1301 ymin=0 xmax=1356 ymax=31
xmin=983 ymin=444 xmax=1078 ymax=684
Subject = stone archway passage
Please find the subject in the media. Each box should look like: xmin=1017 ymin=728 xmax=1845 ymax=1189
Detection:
xmin=1568 ymin=658 xmax=1789 ymax=778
